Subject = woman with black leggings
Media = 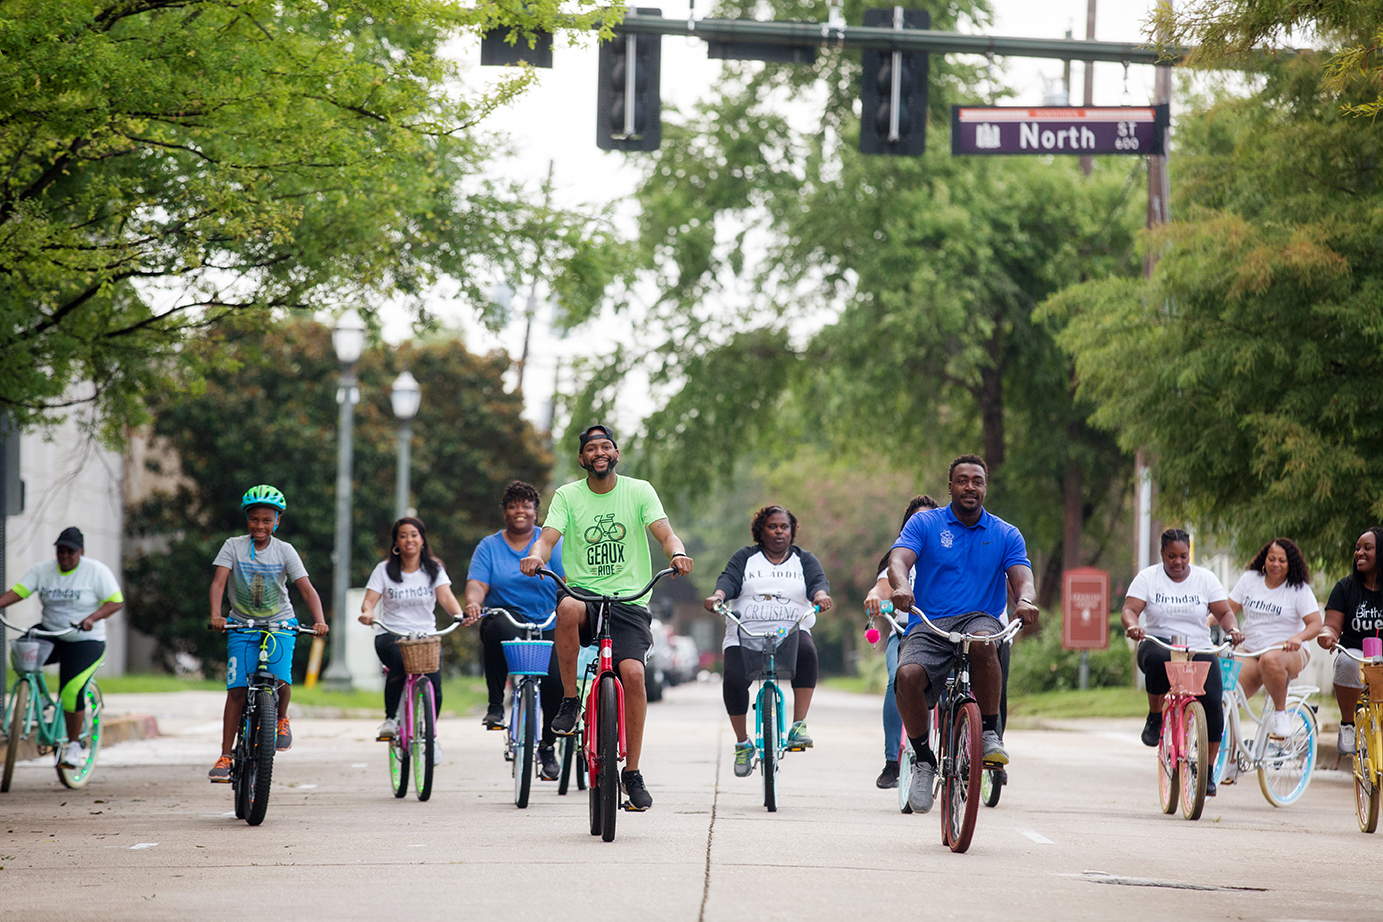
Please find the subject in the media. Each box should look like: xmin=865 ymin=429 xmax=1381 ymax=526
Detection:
xmin=704 ymin=505 xmax=832 ymax=779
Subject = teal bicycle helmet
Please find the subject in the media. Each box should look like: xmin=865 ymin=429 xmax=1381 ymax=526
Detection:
xmin=241 ymin=484 xmax=287 ymax=512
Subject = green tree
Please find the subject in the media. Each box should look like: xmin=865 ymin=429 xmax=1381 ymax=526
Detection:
xmin=0 ymin=0 xmax=619 ymax=441
xmin=1043 ymin=56 xmax=1383 ymax=565
xmin=124 ymin=320 xmax=552 ymax=670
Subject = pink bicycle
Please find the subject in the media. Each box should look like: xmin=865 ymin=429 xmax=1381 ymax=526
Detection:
xmin=1145 ymin=635 xmax=1229 ymax=820
xmin=383 ymin=618 xmax=462 ymax=801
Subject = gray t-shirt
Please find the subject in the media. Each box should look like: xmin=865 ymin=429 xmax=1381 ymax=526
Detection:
xmin=213 ymin=535 xmax=308 ymax=623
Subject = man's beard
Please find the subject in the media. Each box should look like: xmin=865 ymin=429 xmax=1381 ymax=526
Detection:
xmin=581 ymin=456 xmax=618 ymax=479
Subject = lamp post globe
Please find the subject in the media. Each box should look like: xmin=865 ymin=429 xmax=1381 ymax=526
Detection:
xmin=391 ymin=371 xmax=421 ymax=520
xmin=332 ymin=308 xmax=367 ymax=364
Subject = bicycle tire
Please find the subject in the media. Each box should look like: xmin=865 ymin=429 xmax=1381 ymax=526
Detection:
xmin=588 ymin=719 xmax=601 ymax=836
xmin=981 ymin=767 xmax=1003 ymax=808
xmin=897 ymin=735 xmax=914 ymax=814
xmin=246 ymin=688 xmax=276 ymax=826
xmin=761 ymin=686 xmax=777 ymax=813
xmin=233 ymin=721 xmax=250 ymax=820
xmin=1158 ymin=705 xmax=1179 ymax=814
xmin=3 ymin=680 xmax=30 ymax=793
xmin=1213 ymin=694 xmax=1235 ymax=786
xmin=599 ymin=675 xmax=619 ymax=842
xmin=943 ymin=701 xmax=982 ymax=853
xmin=558 ymin=734 xmax=574 ymax=795
xmin=1355 ymin=705 xmax=1380 ymax=833
xmin=515 ymin=681 xmax=536 ymax=808
xmin=1257 ymin=701 xmax=1317 ymax=808
xmin=412 ymin=679 xmax=435 ymax=802
xmin=389 ymin=728 xmax=410 ymax=798
xmin=1180 ymin=700 xmax=1208 ymax=821
xmin=56 ymin=682 xmax=102 ymax=789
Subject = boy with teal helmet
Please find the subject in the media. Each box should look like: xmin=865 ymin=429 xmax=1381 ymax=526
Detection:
xmin=207 ymin=485 xmax=328 ymax=782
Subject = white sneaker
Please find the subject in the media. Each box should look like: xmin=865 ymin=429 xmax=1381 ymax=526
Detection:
xmin=1269 ymin=712 xmax=1293 ymax=739
xmin=908 ymin=760 xmax=936 ymax=814
xmin=60 ymin=741 xmax=86 ymax=768
xmin=376 ymin=718 xmax=398 ymax=741
xmin=430 ymin=738 xmax=442 ymax=760
xmin=1339 ymin=724 xmax=1357 ymax=755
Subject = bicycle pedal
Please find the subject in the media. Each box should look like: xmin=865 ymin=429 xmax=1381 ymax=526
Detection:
xmin=982 ymin=759 xmax=1005 ymax=768
xmin=620 ymin=800 xmax=648 ymax=813
xmin=785 ymin=745 xmax=808 ymax=752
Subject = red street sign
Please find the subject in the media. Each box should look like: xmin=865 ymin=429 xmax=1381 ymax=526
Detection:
xmin=951 ymin=104 xmax=1168 ymax=156
xmin=1062 ymin=567 xmax=1110 ymax=651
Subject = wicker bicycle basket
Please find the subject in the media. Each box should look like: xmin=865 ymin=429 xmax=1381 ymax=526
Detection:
xmin=738 ymin=626 xmax=800 ymax=683
xmin=1361 ymin=664 xmax=1383 ymax=699
xmin=397 ymin=636 xmax=441 ymax=674
xmin=1164 ymin=660 xmax=1210 ymax=697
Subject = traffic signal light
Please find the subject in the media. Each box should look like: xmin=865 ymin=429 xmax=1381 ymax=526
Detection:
xmin=859 ymin=7 xmax=929 ymax=156
xmin=596 ymin=9 xmax=663 ymax=152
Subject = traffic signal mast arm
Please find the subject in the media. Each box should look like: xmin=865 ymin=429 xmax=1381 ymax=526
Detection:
xmin=609 ymin=12 xmax=1181 ymax=65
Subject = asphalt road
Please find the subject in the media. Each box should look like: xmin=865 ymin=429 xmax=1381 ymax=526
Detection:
xmin=1 ymin=682 xmax=1376 ymax=922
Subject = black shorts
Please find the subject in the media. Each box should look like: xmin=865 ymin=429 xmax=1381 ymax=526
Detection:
xmin=577 ymin=600 xmax=653 ymax=668
xmin=897 ymin=613 xmax=1004 ymax=710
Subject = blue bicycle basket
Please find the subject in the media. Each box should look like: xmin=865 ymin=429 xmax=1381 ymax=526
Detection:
xmin=1217 ymin=656 xmax=1242 ymax=690
xmin=503 ymin=640 xmax=554 ymax=676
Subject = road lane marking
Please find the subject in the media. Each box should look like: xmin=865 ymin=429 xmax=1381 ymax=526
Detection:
xmin=129 ymin=843 xmax=158 ymax=850
xmin=1017 ymin=829 xmax=1054 ymax=845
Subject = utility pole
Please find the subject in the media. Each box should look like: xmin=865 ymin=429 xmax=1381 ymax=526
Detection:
xmin=515 ymin=160 xmax=555 ymax=396
xmin=1079 ymin=0 xmax=1096 ymax=176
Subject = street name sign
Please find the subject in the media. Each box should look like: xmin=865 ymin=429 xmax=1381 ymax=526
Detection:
xmin=952 ymin=104 xmax=1168 ymax=156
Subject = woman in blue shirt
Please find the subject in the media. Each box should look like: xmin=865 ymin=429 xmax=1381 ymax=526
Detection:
xmin=464 ymin=481 xmax=565 ymax=780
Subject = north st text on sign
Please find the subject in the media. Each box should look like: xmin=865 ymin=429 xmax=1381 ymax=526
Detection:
xmin=951 ymin=105 xmax=1168 ymax=157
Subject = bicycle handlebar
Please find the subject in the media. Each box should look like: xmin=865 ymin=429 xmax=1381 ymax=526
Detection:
xmin=212 ymin=617 xmax=320 ymax=635
xmin=377 ymin=618 xmax=465 ymax=639
xmin=1230 ymin=643 xmax=1289 ymax=658
xmin=866 ymin=607 xmax=906 ymax=637
xmin=884 ymin=602 xmax=1022 ymax=645
xmin=0 ymin=615 xmax=78 ymax=638
xmin=1141 ymin=635 xmax=1232 ymax=656
xmin=1337 ymin=646 xmax=1383 ymax=665
xmin=485 ymin=607 xmax=558 ymax=632
xmin=714 ymin=602 xmax=819 ymax=638
xmin=533 ymin=567 xmax=675 ymax=605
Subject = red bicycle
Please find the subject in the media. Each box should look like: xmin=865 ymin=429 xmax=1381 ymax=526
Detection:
xmin=536 ymin=567 xmax=673 ymax=842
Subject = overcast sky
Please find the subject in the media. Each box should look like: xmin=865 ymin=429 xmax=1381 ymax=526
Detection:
xmin=379 ymin=1 xmax=1165 ymax=433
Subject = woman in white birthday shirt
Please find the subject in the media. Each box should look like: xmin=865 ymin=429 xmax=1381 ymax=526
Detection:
xmin=1227 ymin=538 xmax=1321 ymax=738
xmin=705 ymin=505 xmax=832 ymax=778
xmin=1121 ymin=528 xmax=1243 ymax=796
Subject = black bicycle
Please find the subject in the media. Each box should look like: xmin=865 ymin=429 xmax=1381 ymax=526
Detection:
xmin=534 ymin=567 xmax=673 ymax=843
xmin=215 ymin=617 xmax=316 ymax=826
xmin=884 ymin=603 xmax=1021 ymax=853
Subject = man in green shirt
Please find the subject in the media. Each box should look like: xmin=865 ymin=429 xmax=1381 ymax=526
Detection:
xmin=520 ymin=424 xmax=693 ymax=810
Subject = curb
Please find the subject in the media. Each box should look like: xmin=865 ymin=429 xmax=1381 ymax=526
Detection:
xmin=0 ymin=713 xmax=160 ymax=762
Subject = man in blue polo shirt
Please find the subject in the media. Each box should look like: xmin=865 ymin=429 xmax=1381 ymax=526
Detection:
xmin=886 ymin=454 xmax=1040 ymax=814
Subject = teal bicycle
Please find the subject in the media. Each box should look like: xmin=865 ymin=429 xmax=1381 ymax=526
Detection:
xmin=2 ymin=616 xmax=102 ymax=792
xmin=716 ymin=602 xmax=818 ymax=812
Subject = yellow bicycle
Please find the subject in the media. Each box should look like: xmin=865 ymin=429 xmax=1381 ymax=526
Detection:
xmin=1338 ymin=646 xmax=1383 ymax=833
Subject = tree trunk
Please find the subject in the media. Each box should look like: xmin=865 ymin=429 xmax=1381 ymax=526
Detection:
xmin=1063 ymin=420 xmax=1083 ymax=573
xmin=979 ymin=328 xmax=1006 ymax=470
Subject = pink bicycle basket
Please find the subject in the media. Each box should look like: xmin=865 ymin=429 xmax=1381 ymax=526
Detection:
xmin=1164 ymin=660 xmax=1210 ymax=697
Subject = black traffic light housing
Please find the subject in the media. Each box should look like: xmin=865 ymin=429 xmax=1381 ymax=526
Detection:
xmin=596 ymin=8 xmax=663 ymax=152
xmin=859 ymin=7 xmax=929 ymax=156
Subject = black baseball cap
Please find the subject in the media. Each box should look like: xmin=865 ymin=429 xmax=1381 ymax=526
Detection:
xmin=577 ymin=425 xmax=617 ymax=451
xmin=54 ymin=527 xmax=84 ymax=551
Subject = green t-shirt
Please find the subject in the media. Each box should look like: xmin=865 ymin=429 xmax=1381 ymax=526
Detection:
xmin=545 ymin=475 xmax=668 ymax=605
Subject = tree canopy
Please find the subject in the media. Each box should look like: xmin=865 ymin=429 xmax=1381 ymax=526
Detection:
xmin=124 ymin=320 xmax=552 ymax=669
xmin=0 ymin=0 xmax=620 ymax=441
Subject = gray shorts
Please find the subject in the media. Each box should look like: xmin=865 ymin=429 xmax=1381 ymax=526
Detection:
xmin=1334 ymin=650 xmax=1365 ymax=690
xmin=897 ymin=613 xmax=1004 ymax=709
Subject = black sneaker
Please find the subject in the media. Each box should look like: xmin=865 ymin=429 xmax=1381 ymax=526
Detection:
xmin=1205 ymin=777 xmax=1217 ymax=798
xmin=551 ymin=697 xmax=580 ymax=736
xmin=539 ymin=745 xmax=560 ymax=780
xmin=876 ymin=760 xmax=900 ymax=789
xmin=621 ymin=769 xmax=653 ymax=811
xmin=1140 ymin=712 xmax=1162 ymax=747
xmin=482 ymin=705 xmax=505 ymax=730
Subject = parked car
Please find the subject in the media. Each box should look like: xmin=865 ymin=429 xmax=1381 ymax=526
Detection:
xmin=667 ymin=635 xmax=699 ymax=686
xmin=646 ymin=618 xmax=674 ymax=702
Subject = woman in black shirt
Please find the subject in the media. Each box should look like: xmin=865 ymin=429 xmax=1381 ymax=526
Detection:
xmin=1319 ymin=526 xmax=1383 ymax=755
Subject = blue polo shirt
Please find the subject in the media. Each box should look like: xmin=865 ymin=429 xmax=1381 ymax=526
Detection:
xmin=467 ymin=531 xmax=565 ymax=622
xmin=891 ymin=504 xmax=1030 ymax=633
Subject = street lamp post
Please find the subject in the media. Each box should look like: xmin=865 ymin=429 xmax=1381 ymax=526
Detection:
xmin=322 ymin=309 xmax=366 ymax=691
xmin=390 ymin=370 xmax=421 ymax=521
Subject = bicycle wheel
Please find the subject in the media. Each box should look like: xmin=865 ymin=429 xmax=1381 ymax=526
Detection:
xmin=588 ymin=716 xmax=602 ymax=836
xmin=981 ymin=767 xmax=1004 ymax=808
xmin=3 ymin=680 xmax=31 ymax=793
xmin=1157 ymin=705 xmax=1179 ymax=814
xmin=1258 ymin=701 xmax=1317 ymax=808
xmin=942 ymin=701 xmax=982 ymax=853
xmin=514 ymin=681 xmax=536 ymax=808
xmin=389 ymin=727 xmax=410 ymax=799
xmin=760 ymin=686 xmax=777 ymax=813
xmin=897 ymin=735 xmax=914 ymax=814
xmin=1355 ymin=706 xmax=1380 ymax=833
xmin=558 ymin=735 xmax=574 ymax=795
xmin=56 ymin=682 xmax=102 ymax=789
xmin=412 ymin=679 xmax=435 ymax=802
xmin=1212 ymin=695 xmax=1234 ymax=786
xmin=599 ymin=675 xmax=619 ymax=842
xmin=232 ymin=719 xmax=250 ymax=820
xmin=1179 ymin=700 xmax=1208 ymax=821
xmin=245 ymin=688 xmax=277 ymax=826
